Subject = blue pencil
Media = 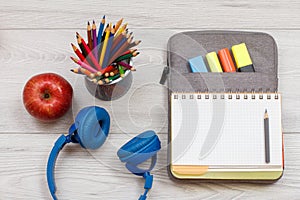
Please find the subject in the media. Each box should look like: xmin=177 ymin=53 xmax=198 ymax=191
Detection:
xmin=97 ymin=15 xmax=106 ymax=45
xmin=102 ymin=27 xmax=115 ymax=68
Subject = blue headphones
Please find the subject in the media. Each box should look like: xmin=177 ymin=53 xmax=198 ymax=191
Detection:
xmin=46 ymin=106 xmax=161 ymax=200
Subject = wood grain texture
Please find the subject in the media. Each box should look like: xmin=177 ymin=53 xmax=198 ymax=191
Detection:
xmin=1 ymin=0 xmax=300 ymax=199
xmin=0 ymin=133 xmax=299 ymax=200
xmin=1 ymin=0 xmax=300 ymax=30
xmin=0 ymin=29 xmax=299 ymax=133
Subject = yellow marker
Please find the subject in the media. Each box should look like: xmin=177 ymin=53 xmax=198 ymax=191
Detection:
xmin=206 ymin=52 xmax=223 ymax=72
xmin=232 ymin=43 xmax=255 ymax=72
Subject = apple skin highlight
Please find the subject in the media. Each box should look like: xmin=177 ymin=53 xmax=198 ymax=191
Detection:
xmin=23 ymin=73 xmax=73 ymax=121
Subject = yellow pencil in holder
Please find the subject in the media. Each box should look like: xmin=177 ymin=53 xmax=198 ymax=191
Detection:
xmin=206 ymin=52 xmax=223 ymax=72
xmin=232 ymin=43 xmax=255 ymax=72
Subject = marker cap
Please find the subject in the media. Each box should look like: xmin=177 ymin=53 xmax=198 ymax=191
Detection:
xmin=232 ymin=43 xmax=255 ymax=72
xmin=206 ymin=52 xmax=223 ymax=72
xmin=218 ymin=48 xmax=236 ymax=72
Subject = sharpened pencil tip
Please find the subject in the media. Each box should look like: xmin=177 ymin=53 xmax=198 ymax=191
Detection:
xmin=265 ymin=109 xmax=267 ymax=113
xmin=87 ymin=21 xmax=90 ymax=25
xmin=93 ymin=20 xmax=95 ymax=24
xmin=103 ymin=15 xmax=105 ymax=19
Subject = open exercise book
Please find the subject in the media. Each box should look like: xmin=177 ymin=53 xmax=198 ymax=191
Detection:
xmin=170 ymin=93 xmax=283 ymax=180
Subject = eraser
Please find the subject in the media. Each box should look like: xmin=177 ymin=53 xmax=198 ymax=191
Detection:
xmin=218 ymin=48 xmax=236 ymax=72
xmin=232 ymin=43 xmax=255 ymax=72
xmin=188 ymin=56 xmax=208 ymax=72
xmin=206 ymin=52 xmax=223 ymax=72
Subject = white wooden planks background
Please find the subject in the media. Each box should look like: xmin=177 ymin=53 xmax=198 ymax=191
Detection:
xmin=1 ymin=0 xmax=300 ymax=199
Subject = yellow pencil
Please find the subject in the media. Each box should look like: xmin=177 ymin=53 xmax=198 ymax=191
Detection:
xmin=114 ymin=23 xmax=127 ymax=38
xmin=99 ymin=23 xmax=111 ymax=66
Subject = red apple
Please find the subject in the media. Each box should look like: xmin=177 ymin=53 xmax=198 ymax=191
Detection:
xmin=23 ymin=73 xmax=73 ymax=121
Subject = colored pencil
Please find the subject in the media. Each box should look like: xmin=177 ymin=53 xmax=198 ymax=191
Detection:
xmin=97 ymin=80 xmax=105 ymax=85
xmin=91 ymin=75 xmax=106 ymax=85
xmin=70 ymin=68 xmax=83 ymax=75
xmin=109 ymin=33 xmax=130 ymax=62
xmin=104 ymin=68 xmax=119 ymax=77
xmin=92 ymin=20 xmax=98 ymax=57
xmin=121 ymin=49 xmax=137 ymax=57
xmin=71 ymin=43 xmax=85 ymax=62
xmin=70 ymin=57 xmax=97 ymax=73
xmin=109 ymin=68 xmax=120 ymax=77
xmin=94 ymin=65 xmax=115 ymax=77
xmin=98 ymin=24 xmax=109 ymax=60
xmin=87 ymin=22 xmax=93 ymax=51
xmin=80 ymin=67 xmax=95 ymax=78
xmin=115 ymin=23 xmax=127 ymax=38
xmin=76 ymin=34 xmax=88 ymax=57
xmin=114 ymin=18 xmax=123 ymax=33
xmin=71 ymin=67 xmax=95 ymax=79
xmin=97 ymin=15 xmax=106 ymax=45
xmin=77 ymin=33 xmax=102 ymax=70
xmin=118 ymin=61 xmax=136 ymax=71
xmin=111 ymin=31 xmax=126 ymax=52
xmin=101 ymin=24 xmax=109 ymax=42
xmin=115 ymin=51 xmax=139 ymax=63
xmin=99 ymin=23 xmax=111 ymax=66
xmin=118 ymin=65 xmax=125 ymax=77
xmin=128 ymin=40 xmax=141 ymax=49
xmin=76 ymin=34 xmax=97 ymax=68
xmin=105 ymin=74 xmax=120 ymax=83
xmin=102 ymin=26 xmax=115 ymax=68
xmin=70 ymin=17 xmax=141 ymax=85
xmin=108 ymin=35 xmax=133 ymax=65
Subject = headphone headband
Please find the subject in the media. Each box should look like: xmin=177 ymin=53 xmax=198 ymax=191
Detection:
xmin=46 ymin=107 xmax=161 ymax=200
xmin=46 ymin=106 xmax=110 ymax=200
xmin=47 ymin=134 xmax=70 ymax=200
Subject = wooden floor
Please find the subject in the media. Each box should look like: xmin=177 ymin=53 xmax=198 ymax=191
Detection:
xmin=1 ymin=0 xmax=300 ymax=199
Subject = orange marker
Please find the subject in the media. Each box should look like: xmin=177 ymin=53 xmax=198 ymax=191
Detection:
xmin=218 ymin=48 xmax=236 ymax=72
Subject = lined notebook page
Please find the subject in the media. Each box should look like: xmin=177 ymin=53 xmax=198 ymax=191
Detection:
xmin=171 ymin=93 xmax=282 ymax=167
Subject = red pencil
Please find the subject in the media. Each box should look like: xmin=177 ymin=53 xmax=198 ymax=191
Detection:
xmin=71 ymin=43 xmax=86 ymax=62
xmin=121 ymin=49 xmax=137 ymax=56
xmin=77 ymin=33 xmax=102 ymax=70
xmin=94 ymin=65 xmax=116 ymax=76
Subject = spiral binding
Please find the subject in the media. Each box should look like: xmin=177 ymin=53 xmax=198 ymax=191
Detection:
xmin=172 ymin=91 xmax=280 ymax=100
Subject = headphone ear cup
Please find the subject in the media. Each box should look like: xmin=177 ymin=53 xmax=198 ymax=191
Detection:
xmin=75 ymin=106 xmax=110 ymax=149
xmin=117 ymin=130 xmax=161 ymax=164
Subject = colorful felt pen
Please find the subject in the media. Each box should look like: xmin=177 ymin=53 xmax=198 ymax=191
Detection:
xmin=232 ymin=43 xmax=255 ymax=72
xmin=206 ymin=52 xmax=223 ymax=72
xmin=188 ymin=56 xmax=208 ymax=72
xmin=218 ymin=48 xmax=236 ymax=72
